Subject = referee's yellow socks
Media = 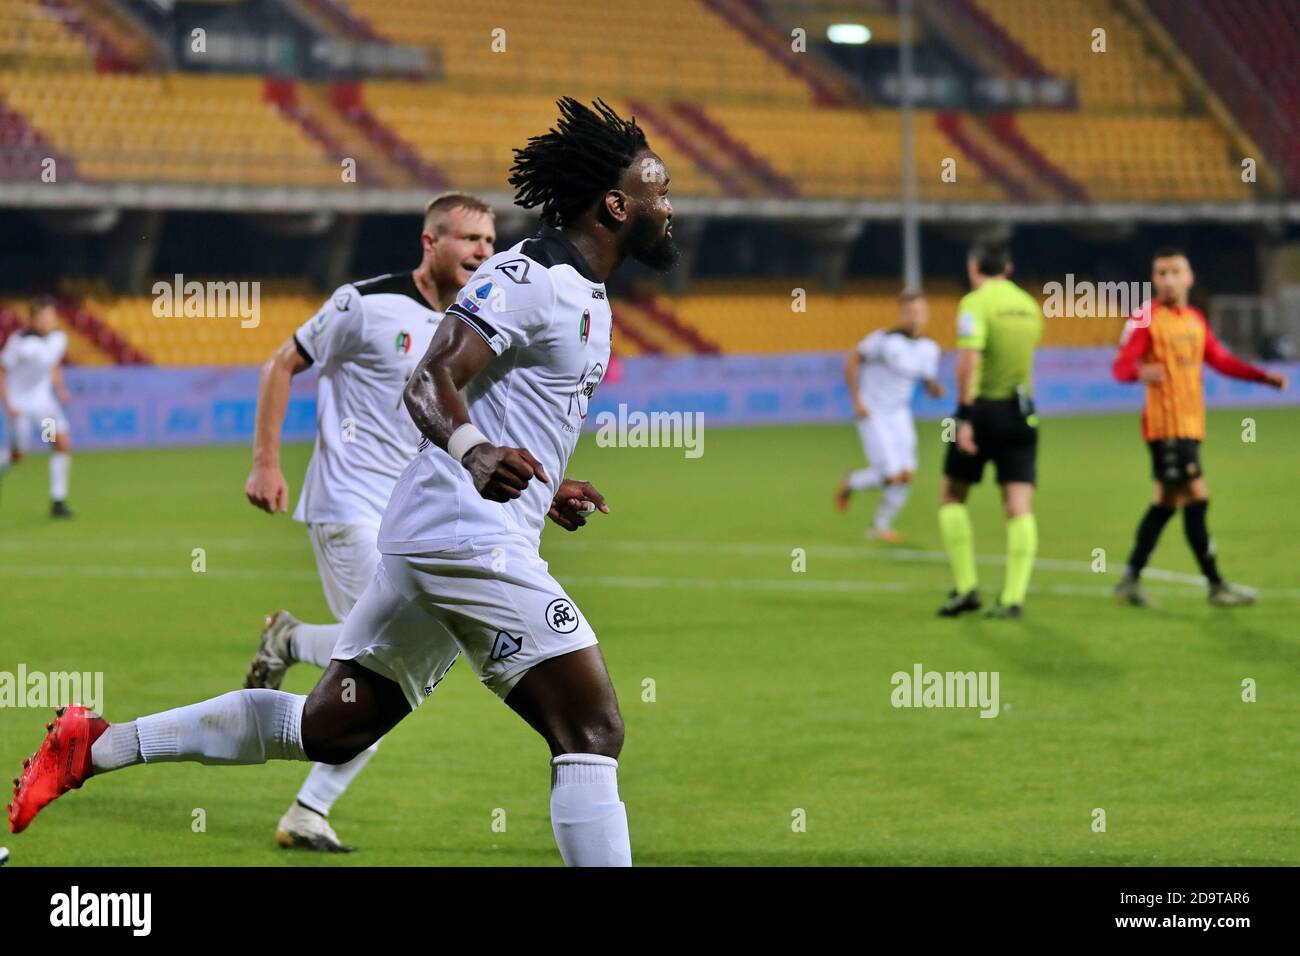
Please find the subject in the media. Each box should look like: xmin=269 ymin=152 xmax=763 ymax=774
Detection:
xmin=938 ymin=503 xmax=978 ymax=594
xmin=1001 ymin=513 xmax=1037 ymax=607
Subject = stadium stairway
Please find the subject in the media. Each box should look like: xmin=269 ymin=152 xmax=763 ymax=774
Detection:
xmin=930 ymin=0 xmax=1049 ymax=78
xmin=39 ymin=0 xmax=152 ymax=72
xmin=935 ymin=111 xmax=1034 ymax=202
xmin=295 ymin=82 xmax=413 ymax=188
xmin=626 ymin=98 xmax=749 ymax=198
xmin=0 ymin=90 xmax=78 ymax=180
xmin=329 ymin=82 xmax=448 ymax=189
xmin=983 ymin=112 xmax=1089 ymax=202
xmin=700 ymin=0 xmax=860 ymax=106
xmin=667 ymin=101 xmax=799 ymax=199
xmin=285 ymin=0 xmax=380 ymax=42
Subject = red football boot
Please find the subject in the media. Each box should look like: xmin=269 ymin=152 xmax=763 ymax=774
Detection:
xmin=8 ymin=705 xmax=108 ymax=834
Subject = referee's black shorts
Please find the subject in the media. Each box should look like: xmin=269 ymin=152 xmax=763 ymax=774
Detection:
xmin=943 ymin=397 xmax=1038 ymax=486
xmin=1147 ymin=438 xmax=1202 ymax=484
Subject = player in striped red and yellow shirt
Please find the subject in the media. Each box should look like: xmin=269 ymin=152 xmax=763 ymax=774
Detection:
xmin=1112 ymin=247 xmax=1286 ymax=607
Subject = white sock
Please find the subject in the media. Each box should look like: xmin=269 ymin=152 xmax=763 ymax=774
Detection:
xmin=874 ymin=482 xmax=911 ymax=531
xmin=127 ymin=690 xmax=307 ymax=765
xmin=291 ymin=623 xmax=344 ymax=669
xmin=50 ymin=451 xmax=70 ymax=501
xmin=847 ymin=467 xmax=883 ymax=491
xmin=91 ymin=720 xmax=141 ymax=773
xmin=296 ymin=739 xmax=381 ymax=816
xmin=550 ymin=753 xmax=631 ymax=867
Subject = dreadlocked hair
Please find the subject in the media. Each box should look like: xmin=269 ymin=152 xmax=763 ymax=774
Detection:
xmin=509 ymin=97 xmax=648 ymax=227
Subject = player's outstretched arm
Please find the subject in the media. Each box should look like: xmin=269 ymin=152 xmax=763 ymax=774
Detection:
xmin=404 ymin=316 xmax=549 ymax=503
xmin=245 ymin=337 xmax=310 ymax=513
xmin=1201 ymin=320 xmax=1287 ymax=389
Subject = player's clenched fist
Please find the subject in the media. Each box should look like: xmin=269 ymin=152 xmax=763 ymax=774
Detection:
xmin=245 ymin=464 xmax=290 ymax=513
xmin=463 ymin=444 xmax=550 ymax=502
xmin=547 ymin=478 xmax=609 ymax=531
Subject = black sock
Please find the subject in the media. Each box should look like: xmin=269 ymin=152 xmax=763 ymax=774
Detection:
xmin=1182 ymin=499 xmax=1222 ymax=586
xmin=1126 ymin=504 xmax=1175 ymax=576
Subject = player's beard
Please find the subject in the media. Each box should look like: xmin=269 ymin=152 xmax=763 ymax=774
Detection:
xmin=626 ymin=214 xmax=679 ymax=272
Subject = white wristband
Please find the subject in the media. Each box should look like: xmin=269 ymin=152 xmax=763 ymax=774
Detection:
xmin=447 ymin=423 xmax=490 ymax=464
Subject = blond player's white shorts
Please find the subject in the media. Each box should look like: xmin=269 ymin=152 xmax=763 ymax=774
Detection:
xmin=857 ymin=406 xmax=917 ymax=477
xmin=7 ymin=400 xmax=68 ymax=454
xmin=332 ymin=534 xmax=598 ymax=708
xmin=307 ymin=522 xmax=381 ymax=621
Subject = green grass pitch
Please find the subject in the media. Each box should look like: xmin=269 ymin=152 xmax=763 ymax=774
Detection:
xmin=1 ymin=408 xmax=1296 ymax=866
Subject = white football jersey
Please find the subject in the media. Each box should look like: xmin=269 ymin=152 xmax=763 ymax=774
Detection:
xmin=855 ymin=329 xmax=940 ymax=411
xmin=1 ymin=329 xmax=66 ymax=410
xmin=379 ymin=228 xmax=613 ymax=554
xmin=293 ymin=272 xmax=442 ymax=529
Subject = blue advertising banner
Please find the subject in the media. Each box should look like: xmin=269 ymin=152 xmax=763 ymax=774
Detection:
xmin=5 ymin=350 xmax=1297 ymax=452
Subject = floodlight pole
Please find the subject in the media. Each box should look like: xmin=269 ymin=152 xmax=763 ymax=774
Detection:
xmin=899 ymin=0 xmax=922 ymax=291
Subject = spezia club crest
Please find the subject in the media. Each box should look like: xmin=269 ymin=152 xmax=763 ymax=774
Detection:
xmin=579 ymin=308 xmax=590 ymax=344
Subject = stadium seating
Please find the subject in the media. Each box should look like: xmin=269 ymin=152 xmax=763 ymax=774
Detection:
xmin=0 ymin=72 xmax=343 ymax=185
xmin=969 ymin=0 xmax=1183 ymax=111
xmin=342 ymin=0 xmax=817 ymax=105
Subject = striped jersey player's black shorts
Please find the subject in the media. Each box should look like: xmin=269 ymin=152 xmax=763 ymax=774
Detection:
xmin=1148 ymin=438 xmax=1202 ymax=484
xmin=943 ymin=397 xmax=1039 ymax=485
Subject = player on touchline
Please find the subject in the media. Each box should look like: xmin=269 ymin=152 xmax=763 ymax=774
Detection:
xmin=1112 ymin=247 xmax=1286 ymax=608
xmin=10 ymin=98 xmax=676 ymax=868
xmin=0 ymin=296 xmax=74 ymax=518
xmin=937 ymin=244 xmax=1042 ymax=620
xmin=836 ymin=289 xmax=945 ymax=542
xmin=241 ymin=192 xmax=495 ymax=852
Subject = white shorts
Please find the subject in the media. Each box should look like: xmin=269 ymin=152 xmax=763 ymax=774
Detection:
xmin=857 ymin=407 xmax=917 ymax=477
xmin=308 ymin=522 xmax=380 ymax=621
xmin=7 ymin=400 xmax=67 ymax=453
xmin=332 ymin=535 xmax=598 ymax=708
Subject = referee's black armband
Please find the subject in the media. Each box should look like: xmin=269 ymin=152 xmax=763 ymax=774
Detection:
xmin=954 ymin=404 xmax=973 ymax=421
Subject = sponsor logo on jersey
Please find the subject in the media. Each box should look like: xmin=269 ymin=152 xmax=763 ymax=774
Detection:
xmin=496 ymin=259 xmax=531 ymax=284
xmin=459 ymin=296 xmax=481 ymax=314
xmin=395 ymin=330 xmax=411 ymax=354
xmin=591 ymin=290 xmax=606 ymax=300
xmin=545 ymin=598 xmax=580 ymax=634
xmin=957 ymin=311 xmax=976 ymax=338
xmin=489 ymin=630 xmax=523 ymax=661
xmin=579 ymin=309 xmax=590 ymax=344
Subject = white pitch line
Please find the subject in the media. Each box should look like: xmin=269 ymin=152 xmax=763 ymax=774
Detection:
xmin=0 ymin=563 xmax=1225 ymax=601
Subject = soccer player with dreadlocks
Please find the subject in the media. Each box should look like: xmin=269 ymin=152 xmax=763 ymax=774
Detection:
xmin=9 ymin=98 xmax=677 ymax=867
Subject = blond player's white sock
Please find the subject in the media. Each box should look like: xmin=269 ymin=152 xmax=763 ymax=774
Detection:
xmin=550 ymin=754 xmax=631 ymax=867
xmin=874 ymin=482 xmax=911 ymax=531
xmin=113 ymin=690 xmax=308 ymax=766
xmin=296 ymin=740 xmax=381 ymax=815
xmin=49 ymin=451 xmax=70 ymax=501
xmin=291 ymin=623 xmax=344 ymax=669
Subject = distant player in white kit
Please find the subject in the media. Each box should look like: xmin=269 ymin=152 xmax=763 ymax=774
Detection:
xmin=11 ymin=99 xmax=676 ymax=870
xmin=836 ymin=290 xmax=944 ymax=542
xmin=0 ymin=296 xmax=74 ymax=518
xmin=241 ymin=192 xmax=496 ymax=851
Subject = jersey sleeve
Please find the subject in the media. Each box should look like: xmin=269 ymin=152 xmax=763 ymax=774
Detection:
xmin=50 ymin=331 xmax=67 ymax=365
xmin=445 ymin=263 xmax=551 ymax=357
xmin=955 ymin=294 xmax=986 ymax=350
xmin=1112 ymin=314 xmax=1152 ymax=382
xmin=294 ymin=285 xmax=364 ymax=367
xmin=1199 ymin=314 xmax=1271 ymax=383
xmin=856 ymin=332 xmax=882 ymax=361
xmin=919 ymin=339 xmax=941 ymax=380
xmin=0 ymin=334 xmax=17 ymax=371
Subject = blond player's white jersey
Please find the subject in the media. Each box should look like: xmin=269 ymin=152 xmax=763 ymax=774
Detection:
xmin=1 ymin=330 xmax=66 ymax=410
xmin=292 ymin=272 xmax=442 ymax=530
xmin=379 ymin=227 xmax=614 ymax=553
xmin=855 ymin=329 xmax=940 ymax=411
